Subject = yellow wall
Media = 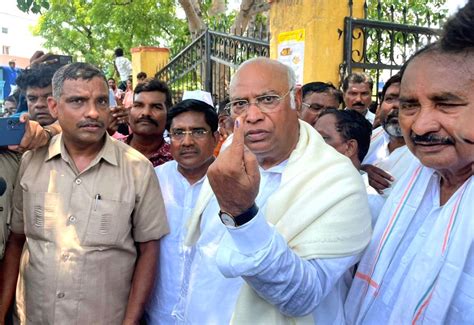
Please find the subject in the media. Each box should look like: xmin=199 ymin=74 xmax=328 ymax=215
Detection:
xmin=269 ymin=0 xmax=364 ymax=86
xmin=131 ymin=47 xmax=170 ymax=85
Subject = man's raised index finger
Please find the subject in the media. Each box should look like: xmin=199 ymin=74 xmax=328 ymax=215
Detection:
xmin=229 ymin=116 xmax=246 ymax=157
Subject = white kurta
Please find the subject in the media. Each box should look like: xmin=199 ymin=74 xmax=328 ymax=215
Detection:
xmin=365 ymin=110 xmax=375 ymax=125
xmin=344 ymin=108 xmax=375 ymax=125
xmin=363 ymin=126 xmax=418 ymax=197
xmin=361 ymin=171 xmax=385 ymax=226
xmin=145 ymin=160 xmax=205 ymax=324
xmin=346 ymin=161 xmax=474 ymax=324
xmin=172 ymin=161 xmax=360 ymax=324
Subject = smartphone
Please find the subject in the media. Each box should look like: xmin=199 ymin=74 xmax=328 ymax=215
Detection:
xmin=40 ymin=54 xmax=73 ymax=70
xmin=0 ymin=117 xmax=26 ymax=147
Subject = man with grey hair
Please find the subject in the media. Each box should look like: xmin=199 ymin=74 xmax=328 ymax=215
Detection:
xmin=342 ymin=72 xmax=376 ymax=124
xmin=176 ymin=57 xmax=371 ymax=323
xmin=0 ymin=62 xmax=169 ymax=324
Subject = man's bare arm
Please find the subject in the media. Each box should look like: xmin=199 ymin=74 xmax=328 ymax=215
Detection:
xmin=122 ymin=240 xmax=159 ymax=325
xmin=0 ymin=232 xmax=25 ymax=322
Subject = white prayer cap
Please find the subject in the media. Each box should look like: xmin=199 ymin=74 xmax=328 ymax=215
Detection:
xmin=182 ymin=90 xmax=214 ymax=107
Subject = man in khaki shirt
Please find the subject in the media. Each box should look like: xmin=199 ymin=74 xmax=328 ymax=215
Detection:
xmin=0 ymin=62 xmax=169 ymax=324
xmin=0 ymin=151 xmax=21 ymax=259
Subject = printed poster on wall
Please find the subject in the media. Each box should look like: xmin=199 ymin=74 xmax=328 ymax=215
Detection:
xmin=277 ymin=29 xmax=305 ymax=85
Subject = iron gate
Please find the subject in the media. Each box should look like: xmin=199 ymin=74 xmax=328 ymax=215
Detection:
xmin=155 ymin=29 xmax=269 ymax=106
xmin=342 ymin=0 xmax=444 ymax=99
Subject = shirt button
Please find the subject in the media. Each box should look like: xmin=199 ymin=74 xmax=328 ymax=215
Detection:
xmin=75 ymin=178 xmax=82 ymax=185
xmin=68 ymin=215 xmax=77 ymax=223
xmin=57 ymin=292 xmax=65 ymax=299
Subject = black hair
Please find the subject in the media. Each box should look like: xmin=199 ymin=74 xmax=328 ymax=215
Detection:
xmin=319 ymin=108 xmax=372 ymax=162
xmin=380 ymin=74 xmax=402 ymax=102
xmin=16 ymin=65 xmax=57 ymax=91
xmin=52 ymin=62 xmax=107 ymax=99
xmin=342 ymin=72 xmax=374 ymax=92
xmin=218 ymin=97 xmax=230 ymax=115
xmin=5 ymin=95 xmax=17 ymax=104
xmin=114 ymin=48 xmax=124 ymax=57
xmin=166 ymin=99 xmax=218 ymax=132
xmin=302 ymin=82 xmax=343 ymax=105
xmin=134 ymin=78 xmax=173 ymax=109
xmin=441 ymin=0 xmax=474 ymax=53
xmin=137 ymin=72 xmax=147 ymax=79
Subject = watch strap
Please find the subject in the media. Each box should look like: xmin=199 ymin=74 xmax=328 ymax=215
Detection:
xmin=233 ymin=203 xmax=259 ymax=226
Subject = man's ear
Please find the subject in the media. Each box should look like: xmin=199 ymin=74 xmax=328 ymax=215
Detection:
xmin=213 ymin=130 xmax=220 ymax=143
xmin=48 ymin=97 xmax=59 ymax=118
xmin=345 ymin=139 xmax=359 ymax=162
xmin=294 ymin=86 xmax=302 ymax=113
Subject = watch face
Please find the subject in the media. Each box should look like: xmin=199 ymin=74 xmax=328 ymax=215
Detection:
xmin=220 ymin=213 xmax=236 ymax=227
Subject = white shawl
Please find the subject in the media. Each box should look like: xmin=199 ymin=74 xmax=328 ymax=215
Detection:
xmin=185 ymin=120 xmax=372 ymax=324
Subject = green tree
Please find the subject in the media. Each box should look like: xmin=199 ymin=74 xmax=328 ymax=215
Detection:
xmin=367 ymin=0 xmax=447 ymax=26
xmin=22 ymin=0 xmax=188 ymax=68
xmin=361 ymin=0 xmax=448 ymax=84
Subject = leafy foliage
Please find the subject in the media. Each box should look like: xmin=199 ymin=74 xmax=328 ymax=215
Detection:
xmin=366 ymin=0 xmax=447 ymax=27
xmin=361 ymin=0 xmax=448 ymax=84
xmin=23 ymin=0 xmax=188 ymax=68
xmin=16 ymin=0 xmax=50 ymax=14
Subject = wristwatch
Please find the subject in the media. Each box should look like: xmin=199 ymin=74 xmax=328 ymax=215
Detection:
xmin=219 ymin=203 xmax=259 ymax=227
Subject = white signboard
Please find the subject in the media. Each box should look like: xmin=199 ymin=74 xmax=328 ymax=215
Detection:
xmin=277 ymin=29 xmax=305 ymax=85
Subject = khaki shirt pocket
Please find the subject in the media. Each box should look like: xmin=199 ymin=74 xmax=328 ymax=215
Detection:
xmin=24 ymin=192 xmax=59 ymax=241
xmin=84 ymin=198 xmax=131 ymax=247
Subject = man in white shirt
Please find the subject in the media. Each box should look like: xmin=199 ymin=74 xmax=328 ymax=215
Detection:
xmin=345 ymin=4 xmax=474 ymax=322
xmin=315 ymin=109 xmax=385 ymax=226
xmin=145 ymin=99 xmax=219 ymax=324
xmin=175 ymin=58 xmax=371 ymax=324
xmin=361 ymin=74 xmax=417 ymax=197
xmin=342 ymin=72 xmax=376 ymax=124
xmin=114 ymin=48 xmax=132 ymax=91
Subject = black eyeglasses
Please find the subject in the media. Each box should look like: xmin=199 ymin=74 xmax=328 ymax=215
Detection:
xmin=170 ymin=129 xmax=210 ymax=141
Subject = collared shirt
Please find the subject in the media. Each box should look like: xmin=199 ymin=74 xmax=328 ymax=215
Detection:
xmin=0 ymin=150 xmax=21 ymax=259
xmin=11 ymin=134 xmax=169 ymax=324
xmin=364 ymin=110 xmax=375 ymax=125
xmin=146 ymin=160 xmax=206 ymax=324
xmin=344 ymin=107 xmax=376 ymax=125
xmin=363 ymin=126 xmax=418 ymax=197
xmin=174 ymin=161 xmax=360 ymax=324
xmin=121 ymin=134 xmax=173 ymax=167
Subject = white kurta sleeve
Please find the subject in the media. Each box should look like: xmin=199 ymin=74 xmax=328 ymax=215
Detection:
xmin=216 ymin=210 xmax=360 ymax=317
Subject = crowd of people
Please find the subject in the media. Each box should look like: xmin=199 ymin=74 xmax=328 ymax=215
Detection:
xmin=0 ymin=1 xmax=473 ymax=324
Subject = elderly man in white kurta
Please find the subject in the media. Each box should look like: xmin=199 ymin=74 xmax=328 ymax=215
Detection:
xmin=345 ymin=32 xmax=474 ymax=324
xmin=172 ymin=58 xmax=372 ymax=324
